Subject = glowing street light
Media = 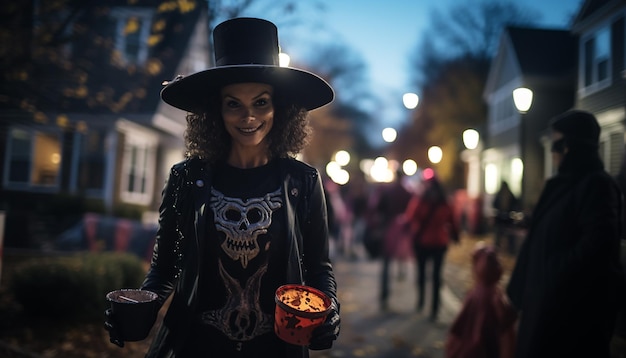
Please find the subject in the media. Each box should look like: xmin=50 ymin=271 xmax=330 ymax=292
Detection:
xmin=326 ymin=161 xmax=341 ymax=177
xmin=461 ymin=129 xmax=482 ymax=199
xmin=513 ymin=87 xmax=533 ymax=113
xmin=369 ymin=157 xmax=394 ymax=183
xmin=334 ymin=150 xmax=350 ymax=166
xmin=403 ymin=92 xmax=419 ymax=109
xmin=428 ymin=146 xmax=443 ymax=164
xmin=512 ymin=87 xmax=532 ymax=205
xmin=325 ymin=160 xmax=349 ymax=185
xmin=463 ymin=129 xmax=480 ymax=150
xmin=402 ymin=159 xmax=418 ymax=176
xmin=279 ymin=52 xmax=290 ymax=67
xmin=382 ymin=127 xmax=397 ymax=143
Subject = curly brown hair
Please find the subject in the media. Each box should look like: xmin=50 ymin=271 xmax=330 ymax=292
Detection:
xmin=183 ymin=88 xmax=311 ymax=163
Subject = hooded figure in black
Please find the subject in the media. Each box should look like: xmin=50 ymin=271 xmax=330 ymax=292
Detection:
xmin=506 ymin=109 xmax=626 ymax=358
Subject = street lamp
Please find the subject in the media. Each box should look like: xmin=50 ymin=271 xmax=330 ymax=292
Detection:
xmin=326 ymin=160 xmax=349 ymax=185
xmin=512 ymin=87 xmax=532 ymax=212
xmin=462 ymin=129 xmax=480 ymax=150
xmin=461 ymin=129 xmax=482 ymax=199
xmin=369 ymin=156 xmax=394 ymax=183
xmin=402 ymin=159 xmax=418 ymax=176
xmin=403 ymin=92 xmax=419 ymax=109
xmin=382 ymin=127 xmax=397 ymax=143
xmin=428 ymin=146 xmax=442 ymax=164
xmin=461 ymin=129 xmax=483 ymax=234
xmin=279 ymin=52 xmax=290 ymax=67
xmin=334 ymin=150 xmax=350 ymax=166
xmin=513 ymin=87 xmax=533 ymax=113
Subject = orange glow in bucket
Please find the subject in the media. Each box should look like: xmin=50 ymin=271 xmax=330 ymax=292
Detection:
xmin=274 ymin=284 xmax=331 ymax=346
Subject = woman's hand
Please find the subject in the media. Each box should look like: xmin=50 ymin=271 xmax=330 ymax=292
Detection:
xmin=309 ymin=298 xmax=341 ymax=350
xmin=104 ymin=309 xmax=125 ymax=348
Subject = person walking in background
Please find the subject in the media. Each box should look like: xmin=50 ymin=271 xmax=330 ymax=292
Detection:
xmin=104 ymin=17 xmax=340 ymax=357
xmin=342 ymin=172 xmax=370 ymax=260
xmin=325 ymin=178 xmax=354 ymax=259
xmin=375 ymin=169 xmax=413 ymax=311
xmin=506 ymin=109 xmax=626 ymax=358
xmin=445 ymin=243 xmax=517 ymax=358
xmin=405 ymin=170 xmax=460 ymax=321
xmin=491 ymin=181 xmax=519 ymax=255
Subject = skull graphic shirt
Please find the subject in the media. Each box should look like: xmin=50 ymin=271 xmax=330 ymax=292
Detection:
xmin=190 ymin=159 xmax=290 ymax=355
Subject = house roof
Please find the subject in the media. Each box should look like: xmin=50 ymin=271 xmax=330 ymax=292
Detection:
xmin=484 ymin=25 xmax=578 ymax=98
xmin=506 ymin=26 xmax=578 ymax=81
xmin=571 ymin=0 xmax=625 ymax=33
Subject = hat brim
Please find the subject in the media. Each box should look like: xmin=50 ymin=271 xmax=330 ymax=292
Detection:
xmin=160 ymin=65 xmax=334 ymax=113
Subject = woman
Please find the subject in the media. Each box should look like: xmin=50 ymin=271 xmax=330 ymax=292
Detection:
xmin=105 ymin=17 xmax=340 ymax=357
xmin=405 ymin=172 xmax=459 ymax=321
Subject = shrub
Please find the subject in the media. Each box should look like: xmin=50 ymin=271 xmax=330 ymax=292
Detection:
xmin=11 ymin=252 xmax=146 ymax=320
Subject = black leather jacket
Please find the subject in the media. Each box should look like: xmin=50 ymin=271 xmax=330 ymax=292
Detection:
xmin=141 ymin=157 xmax=337 ymax=358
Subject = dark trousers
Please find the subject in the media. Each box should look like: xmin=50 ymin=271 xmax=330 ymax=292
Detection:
xmin=413 ymin=245 xmax=446 ymax=317
xmin=380 ymin=255 xmax=392 ymax=305
xmin=494 ymin=224 xmax=517 ymax=255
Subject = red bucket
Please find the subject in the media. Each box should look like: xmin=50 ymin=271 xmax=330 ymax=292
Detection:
xmin=274 ymin=284 xmax=332 ymax=346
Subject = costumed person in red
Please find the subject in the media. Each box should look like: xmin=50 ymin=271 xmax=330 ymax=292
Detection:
xmin=445 ymin=243 xmax=517 ymax=358
xmin=405 ymin=170 xmax=459 ymax=321
xmin=104 ymin=17 xmax=340 ymax=357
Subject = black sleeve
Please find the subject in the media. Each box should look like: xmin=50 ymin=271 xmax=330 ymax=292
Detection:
xmin=301 ymin=171 xmax=338 ymax=303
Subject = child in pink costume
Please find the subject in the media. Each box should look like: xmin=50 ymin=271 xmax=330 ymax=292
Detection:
xmin=445 ymin=244 xmax=517 ymax=358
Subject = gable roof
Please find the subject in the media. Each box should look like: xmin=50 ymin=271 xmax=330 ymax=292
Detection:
xmin=507 ymin=26 xmax=578 ymax=82
xmin=573 ymin=0 xmax=612 ymax=25
xmin=484 ymin=26 xmax=578 ymax=97
xmin=572 ymin=0 xmax=625 ymax=33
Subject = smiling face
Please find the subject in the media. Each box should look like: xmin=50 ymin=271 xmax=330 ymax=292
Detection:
xmin=221 ymin=82 xmax=275 ymax=167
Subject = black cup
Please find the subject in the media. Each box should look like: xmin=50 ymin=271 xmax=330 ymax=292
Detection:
xmin=106 ymin=289 xmax=158 ymax=342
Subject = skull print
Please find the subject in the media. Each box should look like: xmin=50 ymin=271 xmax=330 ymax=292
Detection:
xmin=210 ymin=188 xmax=282 ymax=268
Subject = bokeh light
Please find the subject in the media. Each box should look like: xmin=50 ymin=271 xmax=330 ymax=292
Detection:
xmin=422 ymin=167 xmax=435 ymax=180
xmin=279 ymin=53 xmax=290 ymax=67
xmin=428 ymin=146 xmax=443 ymax=164
xmin=334 ymin=150 xmax=350 ymax=166
xmin=402 ymin=159 xmax=418 ymax=176
xmin=402 ymin=92 xmax=419 ymax=109
xmin=382 ymin=127 xmax=397 ymax=143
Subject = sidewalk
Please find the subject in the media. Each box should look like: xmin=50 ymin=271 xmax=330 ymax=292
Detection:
xmin=311 ymin=232 xmax=514 ymax=358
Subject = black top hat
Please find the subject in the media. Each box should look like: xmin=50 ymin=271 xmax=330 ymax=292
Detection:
xmin=160 ymin=17 xmax=334 ymax=113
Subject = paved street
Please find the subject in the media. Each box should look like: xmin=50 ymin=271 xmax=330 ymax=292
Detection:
xmin=311 ymin=232 xmax=513 ymax=358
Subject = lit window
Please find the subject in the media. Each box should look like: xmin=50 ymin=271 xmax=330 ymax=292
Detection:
xmin=5 ymin=128 xmax=62 ymax=189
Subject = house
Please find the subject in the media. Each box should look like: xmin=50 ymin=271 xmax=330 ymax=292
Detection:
xmin=482 ymin=0 xmax=626 ymax=225
xmin=570 ymin=0 xmax=626 ymax=178
xmin=0 ymin=1 xmax=209 ymax=248
xmin=482 ymin=26 xmax=578 ymax=215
